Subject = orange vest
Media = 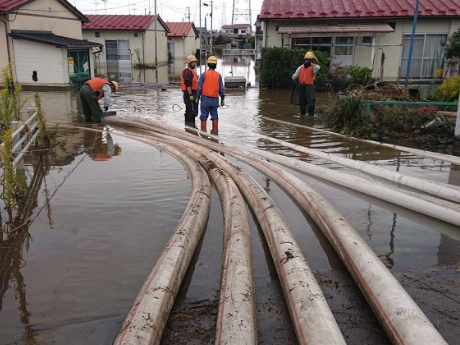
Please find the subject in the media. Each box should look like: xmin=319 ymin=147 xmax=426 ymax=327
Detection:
xmin=202 ymin=70 xmax=220 ymax=97
xmin=85 ymin=78 xmax=110 ymax=100
xmin=181 ymin=67 xmax=198 ymax=91
xmin=298 ymin=65 xmax=315 ymax=85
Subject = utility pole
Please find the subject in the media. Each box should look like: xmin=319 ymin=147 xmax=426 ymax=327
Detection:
xmin=101 ymin=0 xmax=107 ymax=14
xmin=154 ymin=0 xmax=158 ymax=84
xmin=186 ymin=7 xmax=190 ymax=21
xmin=405 ymin=0 xmax=420 ymax=87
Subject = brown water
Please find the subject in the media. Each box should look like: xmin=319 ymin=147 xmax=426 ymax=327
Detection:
xmin=1 ymin=71 xmax=459 ymax=344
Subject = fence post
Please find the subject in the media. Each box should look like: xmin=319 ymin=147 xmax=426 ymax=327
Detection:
xmin=365 ymin=100 xmax=371 ymax=123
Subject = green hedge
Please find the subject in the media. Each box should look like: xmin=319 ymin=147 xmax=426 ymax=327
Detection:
xmin=259 ymin=47 xmax=329 ymax=89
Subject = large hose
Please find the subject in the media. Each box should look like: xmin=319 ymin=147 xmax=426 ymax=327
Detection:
xmin=113 ymin=140 xmax=211 ymax=345
xmin=225 ymin=123 xmax=460 ymax=203
xmin=262 ymin=117 xmax=460 ymax=166
xmin=137 ymin=130 xmax=347 ymax=345
xmin=105 ymin=116 xmax=448 ymax=345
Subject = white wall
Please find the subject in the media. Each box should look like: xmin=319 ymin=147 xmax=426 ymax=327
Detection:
xmin=14 ymin=40 xmax=68 ymax=85
xmin=0 ymin=20 xmax=9 ymax=70
xmin=9 ymin=0 xmax=83 ymax=39
xmin=167 ymin=28 xmax=197 ymax=76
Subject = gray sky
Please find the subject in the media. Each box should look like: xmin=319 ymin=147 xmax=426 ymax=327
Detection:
xmin=73 ymin=0 xmax=262 ymax=30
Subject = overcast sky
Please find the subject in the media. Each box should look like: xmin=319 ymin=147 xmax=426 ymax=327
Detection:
xmin=73 ymin=0 xmax=263 ymax=30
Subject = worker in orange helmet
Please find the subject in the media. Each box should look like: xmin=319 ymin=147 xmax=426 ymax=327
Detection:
xmin=196 ymin=55 xmax=225 ymax=133
xmin=292 ymin=51 xmax=320 ymax=116
xmin=181 ymin=55 xmax=199 ymax=123
xmin=80 ymin=77 xmax=118 ymax=124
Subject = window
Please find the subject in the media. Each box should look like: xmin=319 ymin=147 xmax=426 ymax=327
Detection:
xmin=95 ymin=32 xmax=100 ymax=37
xmin=240 ymin=30 xmax=246 ymax=33
xmin=134 ymin=32 xmax=138 ymax=37
xmin=362 ymin=36 xmax=372 ymax=44
xmin=335 ymin=37 xmax=353 ymax=55
xmin=400 ymin=34 xmax=447 ymax=78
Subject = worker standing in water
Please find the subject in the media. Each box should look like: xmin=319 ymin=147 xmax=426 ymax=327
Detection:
xmin=292 ymin=51 xmax=320 ymax=116
xmin=197 ymin=56 xmax=225 ymax=133
xmin=80 ymin=77 xmax=118 ymax=124
xmin=181 ymin=55 xmax=199 ymax=123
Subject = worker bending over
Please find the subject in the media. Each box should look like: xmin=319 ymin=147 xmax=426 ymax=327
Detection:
xmin=197 ymin=56 xmax=225 ymax=133
xmin=292 ymin=51 xmax=320 ymax=116
xmin=80 ymin=77 xmax=118 ymax=124
xmin=181 ymin=55 xmax=199 ymax=123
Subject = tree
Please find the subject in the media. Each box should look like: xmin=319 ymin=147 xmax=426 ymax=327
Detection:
xmin=442 ymin=29 xmax=460 ymax=77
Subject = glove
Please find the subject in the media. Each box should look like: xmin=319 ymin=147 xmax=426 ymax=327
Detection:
xmin=103 ymin=106 xmax=108 ymax=111
xmin=189 ymin=95 xmax=195 ymax=102
xmin=220 ymin=99 xmax=225 ymax=107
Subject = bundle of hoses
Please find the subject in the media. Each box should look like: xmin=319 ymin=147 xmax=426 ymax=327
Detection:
xmin=108 ymin=115 xmax=450 ymax=345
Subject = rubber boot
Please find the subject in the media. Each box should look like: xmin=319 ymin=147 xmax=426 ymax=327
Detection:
xmin=211 ymin=120 xmax=218 ymax=134
xmin=201 ymin=120 xmax=207 ymax=131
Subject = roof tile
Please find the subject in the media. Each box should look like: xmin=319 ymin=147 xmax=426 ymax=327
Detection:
xmin=259 ymin=0 xmax=460 ymax=19
xmin=82 ymin=15 xmax=156 ymax=30
xmin=165 ymin=22 xmax=197 ymax=37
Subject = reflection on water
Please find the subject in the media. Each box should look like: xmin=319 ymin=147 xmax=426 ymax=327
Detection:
xmin=2 ymin=71 xmax=459 ymax=344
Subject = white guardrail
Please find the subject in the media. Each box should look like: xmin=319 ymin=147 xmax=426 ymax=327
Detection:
xmin=222 ymin=49 xmax=256 ymax=56
xmin=2 ymin=112 xmax=41 ymax=168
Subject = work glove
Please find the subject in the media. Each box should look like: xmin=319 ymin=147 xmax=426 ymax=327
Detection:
xmin=189 ymin=95 xmax=195 ymax=102
xmin=220 ymin=99 xmax=225 ymax=107
xmin=103 ymin=106 xmax=108 ymax=111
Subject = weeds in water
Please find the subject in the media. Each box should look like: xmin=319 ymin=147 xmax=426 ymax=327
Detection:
xmin=0 ymin=64 xmax=26 ymax=132
xmin=323 ymin=96 xmax=368 ymax=136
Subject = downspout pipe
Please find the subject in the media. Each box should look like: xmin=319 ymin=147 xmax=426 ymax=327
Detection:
xmin=404 ymin=0 xmax=420 ymax=87
xmin=113 ymin=139 xmax=211 ymax=345
xmin=105 ymin=116 xmax=448 ymax=345
xmin=149 ymin=132 xmax=347 ymax=345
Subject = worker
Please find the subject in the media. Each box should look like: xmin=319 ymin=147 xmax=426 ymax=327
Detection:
xmin=292 ymin=51 xmax=320 ymax=116
xmin=80 ymin=77 xmax=118 ymax=124
xmin=197 ymin=56 xmax=225 ymax=133
xmin=181 ymin=55 xmax=199 ymax=123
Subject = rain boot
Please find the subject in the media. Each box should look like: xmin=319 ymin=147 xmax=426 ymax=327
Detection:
xmin=211 ymin=120 xmax=218 ymax=134
xmin=201 ymin=120 xmax=207 ymax=131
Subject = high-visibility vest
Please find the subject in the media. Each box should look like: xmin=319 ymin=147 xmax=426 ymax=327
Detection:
xmin=181 ymin=67 xmax=198 ymax=91
xmin=298 ymin=65 xmax=315 ymax=85
xmin=85 ymin=78 xmax=110 ymax=100
xmin=202 ymin=70 xmax=220 ymax=97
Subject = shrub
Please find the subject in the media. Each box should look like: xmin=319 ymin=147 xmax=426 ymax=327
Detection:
xmin=430 ymin=75 xmax=460 ymax=102
xmin=347 ymin=65 xmax=373 ymax=85
xmin=259 ymin=47 xmax=329 ymax=89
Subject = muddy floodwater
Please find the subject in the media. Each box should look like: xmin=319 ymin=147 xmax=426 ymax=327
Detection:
xmin=1 ymin=59 xmax=459 ymax=344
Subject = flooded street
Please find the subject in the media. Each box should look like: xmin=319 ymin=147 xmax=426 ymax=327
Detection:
xmin=1 ymin=57 xmax=459 ymax=344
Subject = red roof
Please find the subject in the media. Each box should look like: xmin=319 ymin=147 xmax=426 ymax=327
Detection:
xmin=0 ymin=0 xmax=88 ymax=21
xmin=165 ymin=22 xmax=198 ymax=38
xmin=222 ymin=24 xmax=251 ymax=29
xmin=259 ymin=0 xmax=460 ymax=19
xmin=82 ymin=15 xmax=167 ymax=31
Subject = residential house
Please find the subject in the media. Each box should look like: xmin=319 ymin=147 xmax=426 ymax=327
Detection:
xmin=82 ymin=15 xmax=170 ymax=84
xmin=0 ymin=0 xmax=101 ymax=89
xmin=165 ymin=22 xmax=199 ymax=77
xmin=258 ymin=0 xmax=460 ymax=80
xmin=222 ymin=24 xmax=252 ymax=35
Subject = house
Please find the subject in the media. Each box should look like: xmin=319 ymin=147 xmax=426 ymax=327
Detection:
xmin=258 ymin=0 xmax=460 ymax=80
xmin=82 ymin=15 xmax=170 ymax=84
xmin=165 ymin=22 xmax=199 ymax=77
xmin=0 ymin=0 xmax=102 ymax=89
xmin=222 ymin=24 xmax=252 ymax=35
